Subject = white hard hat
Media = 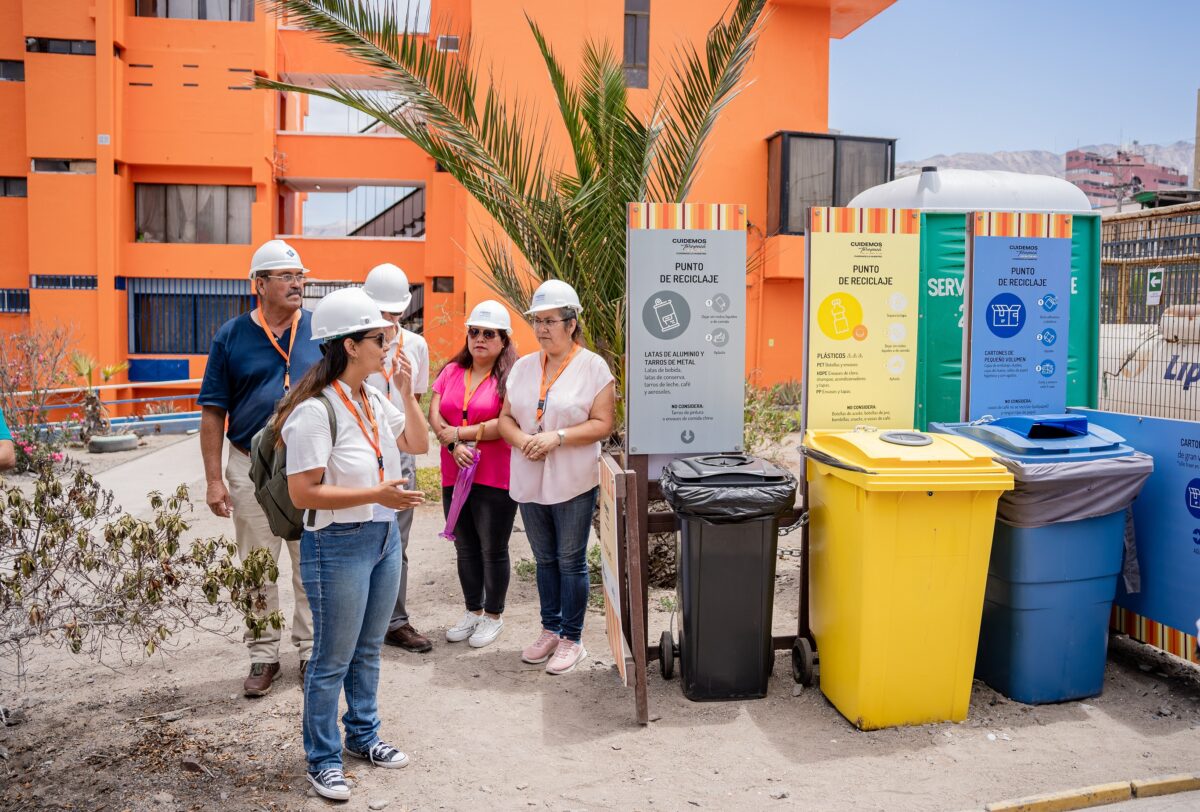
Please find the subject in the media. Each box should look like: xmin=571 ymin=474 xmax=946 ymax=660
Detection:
xmin=249 ymin=239 xmax=308 ymax=279
xmin=310 ymin=287 xmax=392 ymax=342
xmin=526 ymin=279 xmax=582 ymax=315
xmin=362 ymin=263 xmax=412 ymax=312
xmin=466 ymin=299 xmax=513 ymax=334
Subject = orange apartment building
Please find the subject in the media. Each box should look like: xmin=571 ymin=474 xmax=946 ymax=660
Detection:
xmin=0 ymin=0 xmax=895 ymax=400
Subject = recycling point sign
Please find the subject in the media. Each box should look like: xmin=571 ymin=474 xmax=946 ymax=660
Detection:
xmin=625 ymin=203 xmax=746 ymax=455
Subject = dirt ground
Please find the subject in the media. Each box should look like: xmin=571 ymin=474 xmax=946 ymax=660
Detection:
xmin=1 ymin=437 xmax=1198 ymax=811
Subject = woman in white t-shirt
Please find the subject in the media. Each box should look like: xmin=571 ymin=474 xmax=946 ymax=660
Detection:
xmin=499 ymin=280 xmax=615 ymax=676
xmin=272 ymin=287 xmax=428 ymax=802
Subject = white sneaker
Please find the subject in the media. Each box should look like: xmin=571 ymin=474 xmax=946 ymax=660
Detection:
xmin=468 ymin=616 xmax=504 ymax=648
xmin=446 ymin=611 xmax=483 ymax=642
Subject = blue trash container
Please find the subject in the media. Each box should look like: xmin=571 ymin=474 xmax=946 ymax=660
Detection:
xmin=929 ymin=414 xmax=1153 ymax=704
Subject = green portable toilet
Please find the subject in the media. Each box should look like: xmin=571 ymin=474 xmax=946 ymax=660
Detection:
xmin=850 ymin=168 xmax=1099 ymax=429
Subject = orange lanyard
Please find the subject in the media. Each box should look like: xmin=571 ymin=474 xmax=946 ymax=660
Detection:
xmin=537 ymin=345 xmax=580 ymax=427
xmin=461 ymin=367 xmax=489 ymax=427
xmin=257 ymin=305 xmax=300 ymax=391
xmin=333 ymin=383 xmax=384 ymax=482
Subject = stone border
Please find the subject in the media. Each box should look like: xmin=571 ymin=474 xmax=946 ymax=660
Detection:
xmin=984 ymin=774 xmax=1200 ymax=811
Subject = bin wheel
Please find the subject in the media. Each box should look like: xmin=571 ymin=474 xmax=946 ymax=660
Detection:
xmin=792 ymin=637 xmax=815 ymax=686
xmin=659 ymin=631 xmax=675 ymax=680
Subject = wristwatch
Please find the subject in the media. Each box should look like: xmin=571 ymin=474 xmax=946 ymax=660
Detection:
xmin=447 ymin=441 xmax=457 ymax=452
xmin=556 ymin=429 xmax=566 ymax=446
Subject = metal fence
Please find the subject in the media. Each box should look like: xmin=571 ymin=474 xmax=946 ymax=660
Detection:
xmin=1099 ymin=201 xmax=1200 ymax=420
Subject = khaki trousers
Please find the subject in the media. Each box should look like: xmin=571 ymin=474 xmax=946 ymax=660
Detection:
xmin=225 ymin=449 xmax=313 ymax=663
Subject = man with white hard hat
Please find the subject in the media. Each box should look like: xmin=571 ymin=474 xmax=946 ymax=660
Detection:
xmin=198 ymin=239 xmax=323 ymax=697
xmin=361 ymin=262 xmax=434 ymax=653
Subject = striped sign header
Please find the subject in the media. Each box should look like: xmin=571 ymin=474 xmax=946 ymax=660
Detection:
xmin=627 ymin=202 xmax=746 ymax=231
xmin=809 ymin=206 xmax=921 ymax=235
xmin=1112 ymin=606 xmax=1199 ymax=664
xmin=973 ymin=211 xmax=1073 ymax=239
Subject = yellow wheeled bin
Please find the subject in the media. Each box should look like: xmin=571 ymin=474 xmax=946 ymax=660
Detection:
xmin=803 ymin=428 xmax=1014 ymax=730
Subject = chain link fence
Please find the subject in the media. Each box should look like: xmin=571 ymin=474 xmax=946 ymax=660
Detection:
xmin=1099 ymin=202 xmax=1200 ymax=421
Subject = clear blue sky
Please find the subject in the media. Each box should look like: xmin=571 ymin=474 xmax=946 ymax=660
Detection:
xmin=829 ymin=0 xmax=1199 ymax=161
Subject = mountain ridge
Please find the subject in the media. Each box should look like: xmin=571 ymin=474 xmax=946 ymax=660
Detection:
xmin=897 ymin=141 xmax=1195 ymax=182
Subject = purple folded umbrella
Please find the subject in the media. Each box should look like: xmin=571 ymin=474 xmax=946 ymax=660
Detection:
xmin=439 ymin=447 xmax=481 ymax=542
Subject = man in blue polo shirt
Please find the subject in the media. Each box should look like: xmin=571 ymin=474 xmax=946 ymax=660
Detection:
xmin=199 ymin=239 xmax=323 ymax=698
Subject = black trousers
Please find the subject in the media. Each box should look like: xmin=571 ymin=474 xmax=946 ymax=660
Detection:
xmin=442 ymin=484 xmax=517 ymax=615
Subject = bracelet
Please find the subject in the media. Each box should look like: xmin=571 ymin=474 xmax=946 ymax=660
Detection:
xmin=454 ymin=427 xmax=461 ymax=443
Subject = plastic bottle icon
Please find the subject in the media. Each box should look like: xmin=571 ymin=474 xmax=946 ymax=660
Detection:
xmin=653 ymin=297 xmax=680 ymax=332
xmin=831 ymin=298 xmax=850 ymax=336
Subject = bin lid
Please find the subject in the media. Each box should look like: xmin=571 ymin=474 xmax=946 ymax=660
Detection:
xmin=663 ymin=454 xmax=793 ymax=485
xmin=927 ymin=414 xmax=1134 ymax=463
xmin=803 ymin=429 xmax=1014 ymax=492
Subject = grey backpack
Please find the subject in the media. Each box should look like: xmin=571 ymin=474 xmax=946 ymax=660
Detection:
xmin=249 ymin=393 xmax=336 ymax=541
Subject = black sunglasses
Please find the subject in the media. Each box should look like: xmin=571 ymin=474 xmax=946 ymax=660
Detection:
xmin=468 ymin=327 xmax=500 ymax=340
xmin=358 ymin=332 xmax=386 ymax=348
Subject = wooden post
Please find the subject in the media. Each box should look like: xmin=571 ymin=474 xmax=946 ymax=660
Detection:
xmin=624 ymin=468 xmax=649 ymax=725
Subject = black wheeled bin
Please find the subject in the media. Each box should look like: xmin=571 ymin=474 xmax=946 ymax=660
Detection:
xmin=660 ymin=454 xmax=797 ymax=701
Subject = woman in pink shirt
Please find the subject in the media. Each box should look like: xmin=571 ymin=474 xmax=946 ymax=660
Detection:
xmin=499 ymin=280 xmax=615 ymax=676
xmin=429 ymin=300 xmax=519 ymax=649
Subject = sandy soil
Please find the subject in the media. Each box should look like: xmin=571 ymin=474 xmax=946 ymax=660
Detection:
xmin=1 ymin=438 xmax=1198 ymax=811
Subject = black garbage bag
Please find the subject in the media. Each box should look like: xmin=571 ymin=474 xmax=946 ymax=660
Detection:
xmin=660 ymin=454 xmax=797 ymax=524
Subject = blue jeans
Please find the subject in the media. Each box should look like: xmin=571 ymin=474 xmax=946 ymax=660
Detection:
xmin=519 ymin=487 xmax=598 ymax=643
xmin=301 ymin=521 xmax=402 ymax=772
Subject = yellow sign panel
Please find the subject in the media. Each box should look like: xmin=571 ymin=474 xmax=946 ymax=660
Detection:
xmin=806 ymin=207 xmax=922 ymax=429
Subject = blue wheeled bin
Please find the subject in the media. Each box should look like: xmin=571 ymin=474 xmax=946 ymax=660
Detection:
xmin=929 ymin=415 xmax=1153 ymax=704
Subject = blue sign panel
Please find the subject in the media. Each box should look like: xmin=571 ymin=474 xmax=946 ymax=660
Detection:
xmin=1070 ymin=408 xmax=1200 ymax=638
xmin=967 ymin=235 xmax=1072 ymax=418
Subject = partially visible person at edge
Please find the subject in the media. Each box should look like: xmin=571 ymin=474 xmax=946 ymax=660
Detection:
xmin=361 ymin=263 xmax=433 ymax=654
xmin=198 ymin=239 xmax=323 ymax=698
xmin=0 ymin=409 xmax=15 ymax=470
xmin=498 ymin=280 xmax=615 ymax=675
xmin=429 ymin=300 xmax=519 ymax=649
xmin=274 ymin=287 xmax=429 ymax=802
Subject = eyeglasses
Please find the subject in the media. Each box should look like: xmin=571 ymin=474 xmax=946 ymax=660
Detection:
xmin=467 ymin=327 xmax=500 ymax=340
xmin=263 ymin=273 xmax=305 ymax=284
xmin=359 ymin=333 xmax=386 ymax=348
xmin=532 ymin=317 xmax=569 ymax=329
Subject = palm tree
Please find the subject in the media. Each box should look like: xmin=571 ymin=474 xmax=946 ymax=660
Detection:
xmin=258 ymin=0 xmax=768 ymax=403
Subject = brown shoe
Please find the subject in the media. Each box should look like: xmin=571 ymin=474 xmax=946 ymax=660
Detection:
xmin=384 ymin=624 xmax=433 ymax=653
xmin=243 ymin=662 xmax=280 ymax=697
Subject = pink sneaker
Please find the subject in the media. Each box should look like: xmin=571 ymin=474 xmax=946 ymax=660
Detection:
xmin=545 ymin=639 xmax=587 ymax=675
xmin=521 ymin=629 xmax=560 ymax=664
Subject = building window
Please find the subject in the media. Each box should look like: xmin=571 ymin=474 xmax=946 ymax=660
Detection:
xmin=135 ymin=183 xmax=255 ymax=244
xmin=304 ymin=281 xmax=425 ymax=333
xmin=128 ymin=278 xmax=253 ymax=354
xmin=0 ymin=60 xmax=24 ymax=81
xmin=25 ymin=38 xmax=96 ymax=55
xmin=431 ymin=276 xmax=454 ymax=293
xmin=31 ymin=275 xmax=98 ymax=290
xmin=31 ymin=159 xmax=96 ymax=174
xmin=766 ymin=131 xmax=896 ymax=235
xmin=435 ymin=35 xmax=460 ymax=52
xmin=1 ymin=177 xmax=27 ymax=197
xmin=0 ymin=289 xmax=30 ymax=313
xmin=623 ymin=0 xmax=650 ymax=89
xmin=134 ymin=1 xmax=255 ymax=21
xmin=284 ymin=183 xmax=425 ymax=238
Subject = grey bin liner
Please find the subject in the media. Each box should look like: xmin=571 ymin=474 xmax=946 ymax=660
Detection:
xmin=660 ymin=461 xmax=798 ymax=524
xmin=993 ymin=451 xmax=1154 ymax=529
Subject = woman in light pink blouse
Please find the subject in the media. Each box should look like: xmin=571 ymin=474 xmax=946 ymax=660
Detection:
xmin=499 ymin=280 xmax=615 ymax=676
